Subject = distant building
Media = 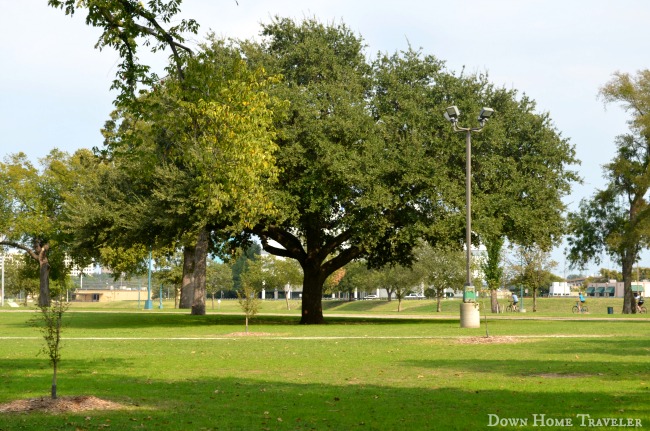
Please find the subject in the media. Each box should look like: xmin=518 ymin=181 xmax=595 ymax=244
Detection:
xmin=63 ymin=255 xmax=95 ymax=277
xmin=73 ymin=287 xmax=145 ymax=302
xmin=585 ymin=279 xmax=649 ymax=298
xmin=549 ymin=281 xmax=571 ymax=296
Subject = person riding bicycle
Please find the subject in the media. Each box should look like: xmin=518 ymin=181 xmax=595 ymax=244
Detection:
xmin=577 ymin=292 xmax=586 ymax=310
xmin=512 ymin=293 xmax=519 ymax=309
xmin=637 ymin=294 xmax=645 ymax=312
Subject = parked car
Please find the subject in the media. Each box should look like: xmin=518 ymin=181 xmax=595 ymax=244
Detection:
xmin=363 ymin=294 xmax=379 ymax=300
xmin=405 ymin=293 xmax=425 ymax=299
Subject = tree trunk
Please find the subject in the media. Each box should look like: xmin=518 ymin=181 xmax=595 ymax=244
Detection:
xmin=622 ymin=251 xmax=635 ymax=314
xmin=191 ymin=228 xmax=209 ymax=316
xmin=490 ymin=292 xmax=498 ymax=313
xmin=436 ymin=294 xmax=442 ymax=312
xmin=533 ymin=289 xmax=537 ymax=312
xmin=51 ymin=362 xmax=57 ymax=400
xmin=490 ymin=289 xmax=499 ymax=313
xmin=179 ymin=245 xmax=195 ymax=309
xmin=398 ymin=298 xmax=402 ymax=312
xmin=300 ymin=263 xmax=325 ymax=324
xmin=37 ymin=242 xmax=51 ymax=307
xmin=485 ymin=237 xmax=504 ymax=313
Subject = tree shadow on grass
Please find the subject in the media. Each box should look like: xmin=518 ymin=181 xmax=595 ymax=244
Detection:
xmin=6 ymin=312 xmax=455 ymax=332
xmin=321 ymin=300 xmax=391 ymax=312
xmin=402 ymin=338 xmax=650 ymax=382
xmin=2 ymin=369 xmax=649 ymax=430
xmin=553 ymin=337 xmax=650 ymax=358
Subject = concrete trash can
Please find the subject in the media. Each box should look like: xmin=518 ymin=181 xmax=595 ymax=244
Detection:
xmin=607 ymin=307 xmax=614 ymax=314
xmin=460 ymin=302 xmax=480 ymax=328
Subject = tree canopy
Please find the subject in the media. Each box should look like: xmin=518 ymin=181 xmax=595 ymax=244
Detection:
xmin=240 ymin=18 xmax=453 ymax=323
xmin=416 ymin=244 xmax=465 ymax=312
xmin=0 ymin=150 xmax=92 ymax=305
xmin=64 ymin=38 xmax=282 ymax=314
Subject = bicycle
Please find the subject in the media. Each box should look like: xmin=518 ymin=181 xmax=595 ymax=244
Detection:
xmin=572 ymin=303 xmax=588 ymax=314
xmin=638 ymin=305 xmax=647 ymax=314
xmin=505 ymin=301 xmax=519 ymax=312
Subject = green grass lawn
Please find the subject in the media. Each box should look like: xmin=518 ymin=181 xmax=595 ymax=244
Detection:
xmin=3 ymin=296 xmax=638 ymax=317
xmin=1 ymin=307 xmax=649 ymax=430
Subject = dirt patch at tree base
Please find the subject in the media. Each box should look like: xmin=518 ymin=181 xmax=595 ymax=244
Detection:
xmin=226 ymin=332 xmax=274 ymax=337
xmin=0 ymin=396 xmax=126 ymax=414
xmin=456 ymin=336 xmax=534 ymax=345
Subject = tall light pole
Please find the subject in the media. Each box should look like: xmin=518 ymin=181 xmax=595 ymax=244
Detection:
xmin=1 ymin=251 xmax=5 ymax=307
xmin=444 ymin=105 xmax=494 ymax=327
xmin=1 ymin=238 xmax=5 ymax=307
xmin=145 ymin=247 xmax=153 ymax=310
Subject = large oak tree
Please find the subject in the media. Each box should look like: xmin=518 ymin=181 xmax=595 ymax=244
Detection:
xmin=240 ymin=18 xmax=579 ymax=324
xmin=241 ymin=19 xmax=458 ymax=324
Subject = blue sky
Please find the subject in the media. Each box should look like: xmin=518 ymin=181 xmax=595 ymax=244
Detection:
xmin=2 ymin=0 xmax=650 ymax=275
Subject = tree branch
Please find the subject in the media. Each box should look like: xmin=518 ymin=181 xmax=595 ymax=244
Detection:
xmin=318 ymin=228 xmax=355 ymax=262
xmin=322 ymin=245 xmax=363 ymax=278
xmin=116 ymin=0 xmax=194 ymax=80
xmin=253 ymin=225 xmax=306 ymax=262
xmin=0 ymin=240 xmax=38 ymax=261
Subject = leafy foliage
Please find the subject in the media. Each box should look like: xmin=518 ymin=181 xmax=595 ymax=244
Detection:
xmin=1 ymin=254 xmax=39 ymax=304
xmin=415 ymin=244 xmax=465 ymax=312
xmin=237 ymin=282 xmax=261 ymax=333
xmin=239 ymin=18 xmax=578 ymax=324
xmin=334 ymin=261 xmax=369 ymax=300
xmin=206 ymin=260 xmax=233 ymax=301
xmin=231 ymin=243 xmax=261 ymax=292
xmin=568 ymin=69 xmax=650 ymax=313
xmin=508 ymin=245 xmax=558 ymax=312
xmin=64 ymin=40 xmax=282 ymax=315
xmin=48 ymin=0 xmax=199 ymax=106
xmin=0 ymin=150 xmax=92 ymax=306
xmin=368 ymin=264 xmax=424 ymax=311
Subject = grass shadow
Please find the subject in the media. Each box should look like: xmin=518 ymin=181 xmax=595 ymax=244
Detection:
xmin=2 ymin=368 xmax=648 ymax=430
xmin=402 ymin=338 xmax=650 ymax=382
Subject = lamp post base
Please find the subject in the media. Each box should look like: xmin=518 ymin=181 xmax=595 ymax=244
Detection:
xmin=144 ymin=300 xmax=153 ymax=310
xmin=460 ymin=302 xmax=480 ymax=328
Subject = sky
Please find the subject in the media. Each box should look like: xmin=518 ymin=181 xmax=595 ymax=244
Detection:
xmin=2 ymin=0 xmax=650 ymax=276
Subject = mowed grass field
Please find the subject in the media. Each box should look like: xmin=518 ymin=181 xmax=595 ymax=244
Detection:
xmin=5 ymin=295 xmax=641 ymax=317
xmin=0 ymin=299 xmax=649 ymax=430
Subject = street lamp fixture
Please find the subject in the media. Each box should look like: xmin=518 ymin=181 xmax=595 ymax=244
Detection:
xmin=445 ymin=105 xmax=460 ymax=121
xmin=478 ymin=107 xmax=494 ymax=121
xmin=444 ymin=105 xmax=494 ymax=306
